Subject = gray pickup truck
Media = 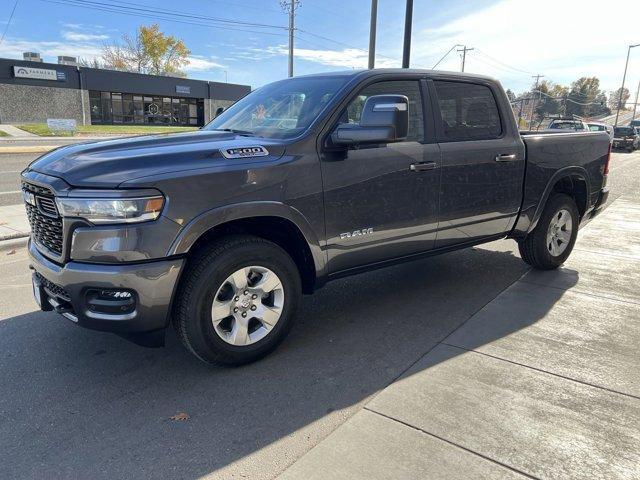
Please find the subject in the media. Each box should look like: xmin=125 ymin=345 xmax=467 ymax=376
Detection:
xmin=22 ymin=69 xmax=610 ymax=365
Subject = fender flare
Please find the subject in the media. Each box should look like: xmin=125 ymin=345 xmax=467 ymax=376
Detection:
xmin=528 ymin=166 xmax=591 ymax=233
xmin=167 ymin=201 xmax=327 ymax=281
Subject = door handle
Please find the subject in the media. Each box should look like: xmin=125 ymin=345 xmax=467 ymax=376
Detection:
xmin=410 ymin=161 xmax=437 ymax=172
xmin=495 ymin=154 xmax=518 ymax=162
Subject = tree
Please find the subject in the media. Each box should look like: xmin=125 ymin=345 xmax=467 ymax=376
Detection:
xmin=565 ymin=77 xmax=607 ymax=118
xmin=505 ymin=89 xmax=516 ymax=103
xmin=533 ymin=80 xmax=566 ymax=120
xmin=99 ymin=24 xmax=191 ymax=77
xmin=609 ymin=87 xmax=630 ymax=111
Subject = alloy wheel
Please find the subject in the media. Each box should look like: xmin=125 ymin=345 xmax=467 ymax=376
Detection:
xmin=211 ymin=266 xmax=284 ymax=346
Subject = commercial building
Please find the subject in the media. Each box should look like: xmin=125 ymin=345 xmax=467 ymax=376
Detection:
xmin=0 ymin=55 xmax=250 ymax=127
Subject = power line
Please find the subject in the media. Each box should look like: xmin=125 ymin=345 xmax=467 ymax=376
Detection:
xmin=40 ymin=0 xmax=287 ymax=30
xmin=0 ymin=0 xmax=19 ymax=46
xmin=432 ymin=44 xmax=461 ymax=69
xmin=39 ymin=0 xmax=289 ymax=36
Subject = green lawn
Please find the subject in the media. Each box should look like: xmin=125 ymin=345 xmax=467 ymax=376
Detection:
xmin=16 ymin=124 xmax=199 ymax=137
xmin=0 ymin=130 xmax=8 ymax=137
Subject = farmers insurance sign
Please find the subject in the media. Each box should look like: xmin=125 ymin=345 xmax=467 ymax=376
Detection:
xmin=13 ymin=66 xmax=66 ymax=81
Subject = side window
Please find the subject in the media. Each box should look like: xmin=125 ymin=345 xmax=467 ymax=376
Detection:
xmin=342 ymin=80 xmax=425 ymax=142
xmin=433 ymin=81 xmax=502 ymax=141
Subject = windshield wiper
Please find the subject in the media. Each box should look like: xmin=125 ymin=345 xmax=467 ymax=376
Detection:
xmin=210 ymin=128 xmax=256 ymax=136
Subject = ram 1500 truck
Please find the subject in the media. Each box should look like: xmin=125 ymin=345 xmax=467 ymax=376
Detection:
xmin=22 ymin=69 xmax=610 ymax=365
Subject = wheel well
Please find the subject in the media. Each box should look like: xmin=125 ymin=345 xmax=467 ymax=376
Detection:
xmin=551 ymin=174 xmax=588 ymax=218
xmin=186 ymin=216 xmax=317 ymax=294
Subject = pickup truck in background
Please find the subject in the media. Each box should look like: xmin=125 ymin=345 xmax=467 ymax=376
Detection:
xmin=21 ymin=69 xmax=610 ymax=365
xmin=613 ymin=126 xmax=639 ymax=152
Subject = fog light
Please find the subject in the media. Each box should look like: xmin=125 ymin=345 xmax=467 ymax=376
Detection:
xmin=85 ymin=288 xmax=136 ymax=316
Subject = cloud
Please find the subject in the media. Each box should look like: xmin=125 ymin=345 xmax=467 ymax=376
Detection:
xmin=0 ymin=37 xmax=103 ymax=62
xmin=410 ymin=0 xmax=640 ymax=92
xmin=262 ymin=44 xmax=397 ymax=69
xmin=185 ymin=55 xmax=226 ymax=71
xmin=61 ymin=31 xmax=109 ymax=42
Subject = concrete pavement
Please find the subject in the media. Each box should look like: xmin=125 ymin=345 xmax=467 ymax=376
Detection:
xmin=0 ymin=150 xmax=638 ymax=479
xmin=279 ymin=198 xmax=640 ymax=480
xmin=0 ymin=124 xmax=37 ymax=137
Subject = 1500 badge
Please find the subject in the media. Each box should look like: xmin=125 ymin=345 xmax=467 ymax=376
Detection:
xmin=340 ymin=228 xmax=374 ymax=240
xmin=221 ymin=146 xmax=269 ymax=159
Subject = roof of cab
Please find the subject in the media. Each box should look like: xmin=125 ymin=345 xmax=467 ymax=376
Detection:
xmin=296 ymin=68 xmax=498 ymax=83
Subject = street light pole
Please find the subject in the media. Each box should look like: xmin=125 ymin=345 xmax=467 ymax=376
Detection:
xmin=368 ymin=0 xmax=378 ymax=69
xmin=614 ymin=43 xmax=640 ymax=127
xmin=633 ymin=80 xmax=640 ymax=122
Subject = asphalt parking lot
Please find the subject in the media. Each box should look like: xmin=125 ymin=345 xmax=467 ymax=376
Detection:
xmin=0 ymin=150 xmax=638 ymax=479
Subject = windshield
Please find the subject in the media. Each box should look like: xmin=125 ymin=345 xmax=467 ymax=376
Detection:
xmin=615 ymin=127 xmax=634 ymax=136
xmin=204 ymin=76 xmax=349 ymax=139
xmin=550 ymin=121 xmax=583 ymax=130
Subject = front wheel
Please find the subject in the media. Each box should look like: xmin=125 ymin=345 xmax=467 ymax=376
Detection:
xmin=173 ymin=235 xmax=302 ymax=366
xmin=518 ymin=193 xmax=579 ymax=270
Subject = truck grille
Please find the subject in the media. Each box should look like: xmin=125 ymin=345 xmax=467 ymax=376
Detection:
xmin=22 ymin=182 xmax=64 ymax=257
xmin=34 ymin=272 xmax=71 ymax=302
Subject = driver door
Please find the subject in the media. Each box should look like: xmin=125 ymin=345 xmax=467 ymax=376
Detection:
xmin=321 ymin=78 xmax=441 ymax=274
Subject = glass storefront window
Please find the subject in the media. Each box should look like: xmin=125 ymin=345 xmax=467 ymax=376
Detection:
xmin=89 ymin=90 xmax=204 ymax=126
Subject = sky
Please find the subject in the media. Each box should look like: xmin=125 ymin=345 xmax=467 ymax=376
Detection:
xmin=1 ymin=0 xmax=640 ymax=95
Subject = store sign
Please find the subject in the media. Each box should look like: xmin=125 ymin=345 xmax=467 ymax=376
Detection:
xmin=175 ymin=85 xmax=191 ymax=94
xmin=13 ymin=66 xmax=66 ymax=81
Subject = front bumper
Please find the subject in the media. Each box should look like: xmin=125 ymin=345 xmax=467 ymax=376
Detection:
xmin=612 ymin=139 xmax=634 ymax=149
xmin=28 ymin=240 xmax=184 ymax=334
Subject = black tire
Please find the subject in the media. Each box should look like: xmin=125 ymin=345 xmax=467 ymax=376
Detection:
xmin=173 ymin=235 xmax=301 ymax=366
xmin=518 ymin=193 xmax=579 ymax=270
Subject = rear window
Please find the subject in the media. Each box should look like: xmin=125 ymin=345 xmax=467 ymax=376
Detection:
xmin=433 ymin=81 xmax=502 ymax=141
xmin=550 ymin=121 xmax=584 ymax=130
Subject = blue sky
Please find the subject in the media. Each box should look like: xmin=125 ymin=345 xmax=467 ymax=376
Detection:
xmin=1 ymin=0 xmax=640 ymax=94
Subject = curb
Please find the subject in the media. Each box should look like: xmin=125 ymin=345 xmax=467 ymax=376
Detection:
xmin=0 ymin=146 xmax=60 ymax=154
xmin=0 ymin=231 xmax=29 ymax=242
xmin=0 ymin=235 xmax=28 ymax=253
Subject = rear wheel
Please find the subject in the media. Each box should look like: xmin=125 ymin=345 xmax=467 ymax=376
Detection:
xmin=173 ymin=235 xmax=301 ymax=366
xmin=518 ymin=193 xmax=579 ymax=270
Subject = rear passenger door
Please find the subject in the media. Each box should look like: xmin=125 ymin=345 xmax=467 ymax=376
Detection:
xmin=430 ymin=79 xmax=525 ymax=248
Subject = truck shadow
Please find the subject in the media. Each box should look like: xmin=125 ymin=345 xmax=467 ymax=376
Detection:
xmin=0 ymin=242 xmax=578 ymax=479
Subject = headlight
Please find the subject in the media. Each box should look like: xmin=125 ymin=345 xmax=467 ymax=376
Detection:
xmin=56 ymin=196 xmax=164 ymax=224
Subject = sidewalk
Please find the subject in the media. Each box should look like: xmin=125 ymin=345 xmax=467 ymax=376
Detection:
xmin=0 ymin=204 xmax=29 ymax=241
xmin=0 ymin=124 xmax=38 ymax=137
xmin=279 ymin=198 xmax=640 ymax=479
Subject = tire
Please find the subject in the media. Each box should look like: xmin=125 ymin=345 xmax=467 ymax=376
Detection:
xmin=518 ymin=193 xmax=579 ymax=270
xmin=173 ymin=235 xmax=301 ymax=366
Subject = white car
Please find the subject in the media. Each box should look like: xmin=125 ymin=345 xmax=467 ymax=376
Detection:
xmin=548 ymin=119 xmax=590 ymax=132
xmin=587 ymin=122 xmax=614 ymax=142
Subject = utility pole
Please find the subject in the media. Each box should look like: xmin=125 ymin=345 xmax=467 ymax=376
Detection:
xmin=368 ymin=0 xmax=378 ymax=69
xmin=528 ymin=74 xmax=544 ymax=130
xmin=457 ymin=45 xmax=474 ymax=72
xmin=402 ymin=0 xmax=413 ymax=68
xmin=633 ymin=80 xmax=640 ymax=122
xmin=281 ymin=0 xmax=299 ymax=77
xmin=615 ymin=43 xmax=640 ymax=126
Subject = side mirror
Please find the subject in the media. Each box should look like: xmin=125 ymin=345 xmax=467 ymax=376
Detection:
xmin=331 ymin=94 xmax=409 ymax=146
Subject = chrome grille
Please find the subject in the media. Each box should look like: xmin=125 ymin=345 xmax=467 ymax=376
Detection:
xmin=22 ymin=181 xmax=64 ymax=257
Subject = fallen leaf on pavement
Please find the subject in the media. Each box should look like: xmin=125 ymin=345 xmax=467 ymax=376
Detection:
xmin=170 ymin=412 xmax=189 ymax=421
xmin=6 ymin=249 xmax=16 ymax=255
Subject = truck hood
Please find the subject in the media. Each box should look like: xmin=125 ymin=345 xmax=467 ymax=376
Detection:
xmin=26 ymin=130 xmax=286 ymax=188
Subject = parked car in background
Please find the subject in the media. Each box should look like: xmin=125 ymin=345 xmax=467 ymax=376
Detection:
xmin=22 ymin=70 xmax=610 ymax=365
xmin=613 ymin=126 xmax=639 ymax=152
xmin=548 ymin=118 xmax=590 ymax=132
xmin=587 ymin=122 xmax=614 ymax=142
xmin=629 ymin=119 xmax=640 ymax=128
